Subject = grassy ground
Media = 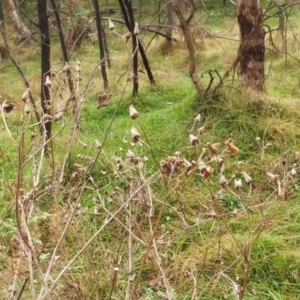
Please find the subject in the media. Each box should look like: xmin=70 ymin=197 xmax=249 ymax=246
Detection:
xmin=1 ymin=1 xmax=300 ymax=299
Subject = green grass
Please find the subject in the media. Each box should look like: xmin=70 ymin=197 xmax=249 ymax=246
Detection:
xmin=1 ymin=2 xmax=300 ymax=299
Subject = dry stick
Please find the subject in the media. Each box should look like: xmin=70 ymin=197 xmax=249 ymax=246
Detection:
xmin=129 ymin=149 xmax=207 ymax=298
xmin=96 ymin=191 xmax=146 ymax=245
xmin=37 ymin=62 xmax=102 ymax=299
xmin=220 ymin=272 xmax=239 ymax=300
xmin=33 ymin=122 xmax=47 ymax=187
xmin=125 ymin=196 xmax=133 ymax=300
xmin=9 ymin=257 xmax=21 ymax=299
xmin=0 ymin=145 xmax=14 ymax=196
xmin=190 ymin=268 xmax=198 ymax=300
xmin=59 ymin=60 xmax=102 ymax=182
xmin=16 ymin=278 xmax=29 ymax=300
xmin=198 ymin=254 xmax=243 ymax=298
xmin=40 ymin=71 xmax=134 ymax=298
xmin=200 ymin=179 xmax=244 ymax=254
xmin=139 ymin=167 xmax=173 ymax=298
xmin=14 ymin=120 xmax=50 ymax=298
xmin=103 ymin=17 xmax=179 ymax=41
xmin=45 ymin=171 xmax=159 ymax=298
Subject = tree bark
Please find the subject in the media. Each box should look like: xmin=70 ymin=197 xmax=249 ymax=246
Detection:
xmin=37 ymin=0 xmax=52 ymax=140
xmin=166 ymin=0 xmax=173 ymax=49
xmin=93 ymin=0 xmax=108 ymax=89
xmin=118 ymin=0 xmax=138 ymax=95
xmin=237 ymin=0 xmax=265 ymax=91
xmin=4 ymin=0 xmax=33 ymax=41
xmin=170 ymin=0 xmax=203 ymax=97
xmin=50 ymin=0 xmax=74 ymax=96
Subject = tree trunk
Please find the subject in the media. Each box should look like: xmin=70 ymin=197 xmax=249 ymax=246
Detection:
xmin=278 ymin=6 xmax=286 ymax=52
xmin=93 ymin=0 xmax=108 ymax=89
xmin=37 ymin=0 xmax=51 ymax=141
xmin=4 ymin=0 xmax=33 ymax=41
xmin=237 ymin=0 xmax=265 ymax=91
xmin=50 ymin=0 xmax=74 ymax=96
xmin=139 ymin=42 xmax=155 ymax=84
xmin=166 ymin=0 xmax=173 ymax=50
xmin=102 ymin=27 xmax=111 ymax=68
xmin=170 ymin=0 xmax=203 ymax=97
xmin=118 ymin=0 xmax=138 ymax=95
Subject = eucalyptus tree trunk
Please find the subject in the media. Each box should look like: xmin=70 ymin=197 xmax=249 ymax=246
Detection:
xmin=93 ymin=0 xmax=108 ymax=89
xmin=37 ymin=0 xmax=52 ymax=140
xmin=50 ymin=0 xmax=74 ymax=96
xmin=118 ymin=0 xmax=138 ymax=95
xmin=170 ymin=0 xmax=203 ymax=97
xmin=4 ymin=0 xmax=33 ymax=41
xmin=117 ymin=0 xmax=155 ymax=95
xmin=237 ymin=0 xmax=265 ymax=91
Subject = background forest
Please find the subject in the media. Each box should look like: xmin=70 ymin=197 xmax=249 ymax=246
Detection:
xmin=1 ymin=0 xmax=300 ymax=299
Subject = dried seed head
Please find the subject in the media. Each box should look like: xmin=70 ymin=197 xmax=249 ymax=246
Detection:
xmin=189 ymin=134 xmax=199 ymax=146
xmin=53 ymin=110 xmax=64 ymax=121
xmin=213 ymin=156 xmax=224 ymax=165
xmin=123 ymin=32 xmax=131 ymax=43
xmin=129 ymin=105 xmax=139 ymax=119
xmin=242 ymin=171 xmax=253 ymax=185
xmin=61 ymin=62 xmax=70 ymax=72
xmin=134 ymin=23 xmax=139 ymax=35
xmin=45 ymin=75 xmax=52 ymax=87
xmin=75 ymin=74 xmax=81 ymax=82
xmin=198 ymin=159 xmax=207 ymax=173
xmin=174 ymin=151 xmax=181 ymax=157
xmin=24 ymin=100 xmax=31 ymax=114
xmin=73 ymin=163 xmax=83 ymax=170
xmin=108 ymin=19 xmax=115 ymax=30
xmin=22 ymin=88 xmax=31 ymax=102
xmin=203 ymin=166 xmax=213 ymax=179
xmin=225 ymin=141 xmax=239 ymax=155
xmin=204 ymin=211 xmax=217 ymax=219
xmin=219 ymin=174 xmax=228 ymax=187
xmin=76 ymin=65 xmax=81 ymax=73
xmin=194 ymin=114 xmax=201 ymax=123
xmin=263 ymin=142 xmax=273 ymax=150
xmin=277 ymin=179 xmax=284 ymax=198
xmin=255 ymin=136 xmax=261 ymax=142
xmin=97 ymin=92 xmax=113 ymax=109
xmin=2 ymin=101 xmax=14 ymax=113
xmin=137 ymin=67 xmax=146 ymax=74
xmin=131 ymin=127 xmax=140 ymax=142
xmin=234 ymin=178 xmax=242 ymax=190
xmin=95 ymin=140 xmax=102 ymax=149
xmin=42 ymin=114 xmax=53 ymax=122
xmin=207 ymin=142 xmax=220 ymax=154
xmin=79 ymin=140 xmax=87 ymax=148
xmin=77 ymin=154 xmax=84 ymax=160
xmin=290 ymin=167 xmax=297 ymax=176
xmin=266 ymin=172 xmax=279 ymax=181
xmin=126 ymin=149 xmax=135 ymax=159
xmin=198 ymin=126 xmax=205 ymax=135
xmin=183 ymin=159 xmax=192 ymax=169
